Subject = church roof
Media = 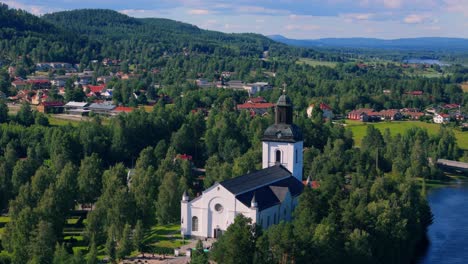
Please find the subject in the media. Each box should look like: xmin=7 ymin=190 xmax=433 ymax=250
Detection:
xmin=236 ymin=177 xmax=303 ymax=211
xmin=262 ymin=123 xmax=303 ymax=143
xmin=220 ymin=165 xmax=291 ymax=195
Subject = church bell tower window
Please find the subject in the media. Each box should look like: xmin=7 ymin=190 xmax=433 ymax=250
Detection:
xmin=275 ymin=150 xmax=281 ymax=164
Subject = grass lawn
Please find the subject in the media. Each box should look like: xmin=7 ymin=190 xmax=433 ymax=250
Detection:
xmin=297 ymin=58 xmax=338 ymax=68
xmin=145 ymin=224 xmax=188 ymax=253
xmin=0 ymin=216 xmax=10 ymax=241
xmin=48 ymin=116 xmax=80 ymax=126
xmin=462 ymin=82 xmax=468 ymax=93
xmin=345 ymin=120 xmax=468 ymax=150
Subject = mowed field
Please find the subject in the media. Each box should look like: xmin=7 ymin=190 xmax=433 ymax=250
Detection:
xmin=346 ymin=120 xmax=468 ymax=150
xmin=297 ymin=58 xmax=338 ymax=68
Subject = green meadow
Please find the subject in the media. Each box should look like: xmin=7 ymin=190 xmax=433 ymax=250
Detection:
xmin=346 ymin=120 xmax=468 ymax=150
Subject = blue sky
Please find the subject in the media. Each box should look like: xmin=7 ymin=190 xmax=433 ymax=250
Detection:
xmin=2 ymin=0 xmax=468 ymax=39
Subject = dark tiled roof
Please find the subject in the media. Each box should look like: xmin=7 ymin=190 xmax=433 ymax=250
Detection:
xmin=262 ymin=123 xmax=303 ymax=143
xmin=220 ymin=165 xmax=291 ymax=195
xmin=236 ymin=177 xmax=303 ymax=210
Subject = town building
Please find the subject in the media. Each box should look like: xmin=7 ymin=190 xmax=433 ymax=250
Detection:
xmin=433 ymin=113 xmax=450 ymax=124
xmin=306 ymin=103 xmax=334 ymax=119
xmin=181 ymin=94 xmax=304 ymax=238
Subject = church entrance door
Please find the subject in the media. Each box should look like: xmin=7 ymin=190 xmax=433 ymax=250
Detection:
xmin=214 ymin=228 xmax=223 ymax=238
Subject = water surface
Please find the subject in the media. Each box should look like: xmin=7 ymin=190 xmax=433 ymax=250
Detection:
xmin=419 ymin=181 xmax=468 ymax=264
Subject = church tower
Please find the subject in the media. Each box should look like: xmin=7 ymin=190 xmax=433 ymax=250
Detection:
xmin=262 ymin=94 xmax=303 ymax=181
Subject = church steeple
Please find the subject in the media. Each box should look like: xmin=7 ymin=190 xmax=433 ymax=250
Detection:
xmin=275 ymin=92 xmax=293 ymax=125
xmin=262 ymin=93 xmax=304 ymax=182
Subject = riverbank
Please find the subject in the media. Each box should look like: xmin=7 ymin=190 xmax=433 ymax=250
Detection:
xmin=416 ymin=174 xmax=468 ymax=191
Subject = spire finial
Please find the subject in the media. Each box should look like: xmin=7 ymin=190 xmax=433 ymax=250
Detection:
xmin=282 ymin=83 xmax=287 ymax=94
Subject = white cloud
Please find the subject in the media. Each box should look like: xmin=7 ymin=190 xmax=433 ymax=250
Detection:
xmin=444 ymin=0 xmax=468 ymax=16
xmin=403 ymin=13 xmax=431 ymax=24
xmin=235 ymin=5 xmax=289 ymax=15
xmin=188 ymin=9 xmax=211 ymax=15
xmin=383 ymin=0 xmax=403 ymax=8
xmin=284 ymin=24 xmax=320 ymax=31
xmin=2 ymin=0 xmax=59 ymax=15
xmin=340 ymin=13 xmax=375 ymax=21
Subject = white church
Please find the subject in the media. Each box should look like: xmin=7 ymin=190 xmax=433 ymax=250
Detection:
xmin=181 ymin=94 xmax=305 ymax=238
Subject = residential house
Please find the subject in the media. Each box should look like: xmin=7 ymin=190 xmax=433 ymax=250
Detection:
xmin=27 ymin=79 xmax=50 ymax=89
xmin=379 ymin=109 xmax=402 ymax=121
xmin=51 ymin=76 xmax=71 ymax=87
xmin=237 ymin=98 xmax=275 ymax=117
xmin=244 ymin=82 xmax=272 ymax=95
xmin=11 ymin=80 xmax=28 ymax=90
xmin=37 ymin=101 xmax=64 ymax=113
xmin=88 ymin=102 xmax=116 ymax=115
xmin=402 ymin=111 xmax=425 ymax=120
xmin=64 ymin=101 xmax=90 ymax=115
xmin=405 ymin=90 xmax=424 ymax=96
xmin=307 ymin=103 xmax=334 ymax=119
xmin=31 ymin=90 xmax=49 ymax=105
xmin=85 ymin=84 xmax=106 ymax=97
xmin=196 ymin=79 xmax=214 ymax=88
xmin=347 ymin=108 xmax=376 ymax=121
xmin=433 ymin=113 xmax=450 ymax=124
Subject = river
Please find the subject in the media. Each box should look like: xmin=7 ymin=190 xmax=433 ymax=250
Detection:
xmin=418 ymin=181 xmax=468 ymax=264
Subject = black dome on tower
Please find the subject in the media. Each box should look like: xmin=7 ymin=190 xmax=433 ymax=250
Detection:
xmin=262 ymin=94 xmax=302 ymax=143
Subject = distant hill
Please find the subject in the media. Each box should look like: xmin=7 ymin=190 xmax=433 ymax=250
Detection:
xmin=0 ymin=6 xmax=321 ymax=65
xmin=42 ymin=9 xmax=299 ymax=59
xmin=269 ymin=35 xmax=468 ymax=52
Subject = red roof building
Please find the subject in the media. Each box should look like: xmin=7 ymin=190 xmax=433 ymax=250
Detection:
xmin=86 ymin=84 xmax=106 ymax=94
xmin=405 ymin=90 xmax=424 ymax=96
xmin=113 ymin=106 xmax=134 ymax=113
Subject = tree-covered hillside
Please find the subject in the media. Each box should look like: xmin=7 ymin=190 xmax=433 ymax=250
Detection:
xmin=0 ymin=3 xmax=99 ymax=64
xmin=42 ymin=9 xmax=318 ymax=60
xmin=0 ymin=5 xmax=330 ymax=67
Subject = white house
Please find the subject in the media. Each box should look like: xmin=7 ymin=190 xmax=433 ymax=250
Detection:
xmin=433 ymin=113 xmax=450 ymax=124
xmin=307 ymin=103 xmax=334 ymax=119
xmin=181 ymin=94 xmax=304 ymax=238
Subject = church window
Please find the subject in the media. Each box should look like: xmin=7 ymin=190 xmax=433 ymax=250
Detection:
xmin=192 ymin=216 xmax=198 ymax=232
xmin=295 ymin=149 xmax=298 ymax=163
xmin=215 ymin=203 xmax=224 ymax=213
xmin=275 ymin=150 xmax=281 ymax=163
xmin=267 ymin=216 xmax=270 ymax=227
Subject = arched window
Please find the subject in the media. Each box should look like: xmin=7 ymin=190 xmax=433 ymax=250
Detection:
xmin=192 ymin=216 xmax=198 ymax=232
xmin=275 ymin=150 xmax=281 ymax=163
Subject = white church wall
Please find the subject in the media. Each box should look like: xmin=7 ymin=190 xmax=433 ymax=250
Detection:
xmin=262 ymin=141 xmax=303 ymax=181
xmin=183 ymin=183 xmax=243 ymax=238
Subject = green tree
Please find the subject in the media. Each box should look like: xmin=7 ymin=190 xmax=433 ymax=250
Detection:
xmin=16 ymin=102 xmax=34 ymax=126
xmin=53 ymin=243 xmax=71 ymax=264
xmin=77 ymin=154 xmax=103 ymax=203
xmin=191 ymin=240 xmax=209 ymax=264
xmin=0 ymin=100 xmax=8 ymax=123
xmin=105 ymin=228 xmax=117 ymax=264
xmin=156 ymin=171 xmax=182 ymax=224
xmin=29 ymin=221 xmax=56 ymax=264
xmin=117 ymin=223 xmax=133 ymax=260
xmin=133 ymin=220 xmax=145 ymax=257
xmin=86 ymin=238 xmax=99 ymax=264
xmin=210 ymin=214 xmax=257 ymax=264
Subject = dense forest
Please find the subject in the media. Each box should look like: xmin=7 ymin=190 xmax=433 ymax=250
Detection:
xmin=0 ymin=3 xmax=467 ymax=264
xmin=0 ymin=90 xmax=459 ymax=263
